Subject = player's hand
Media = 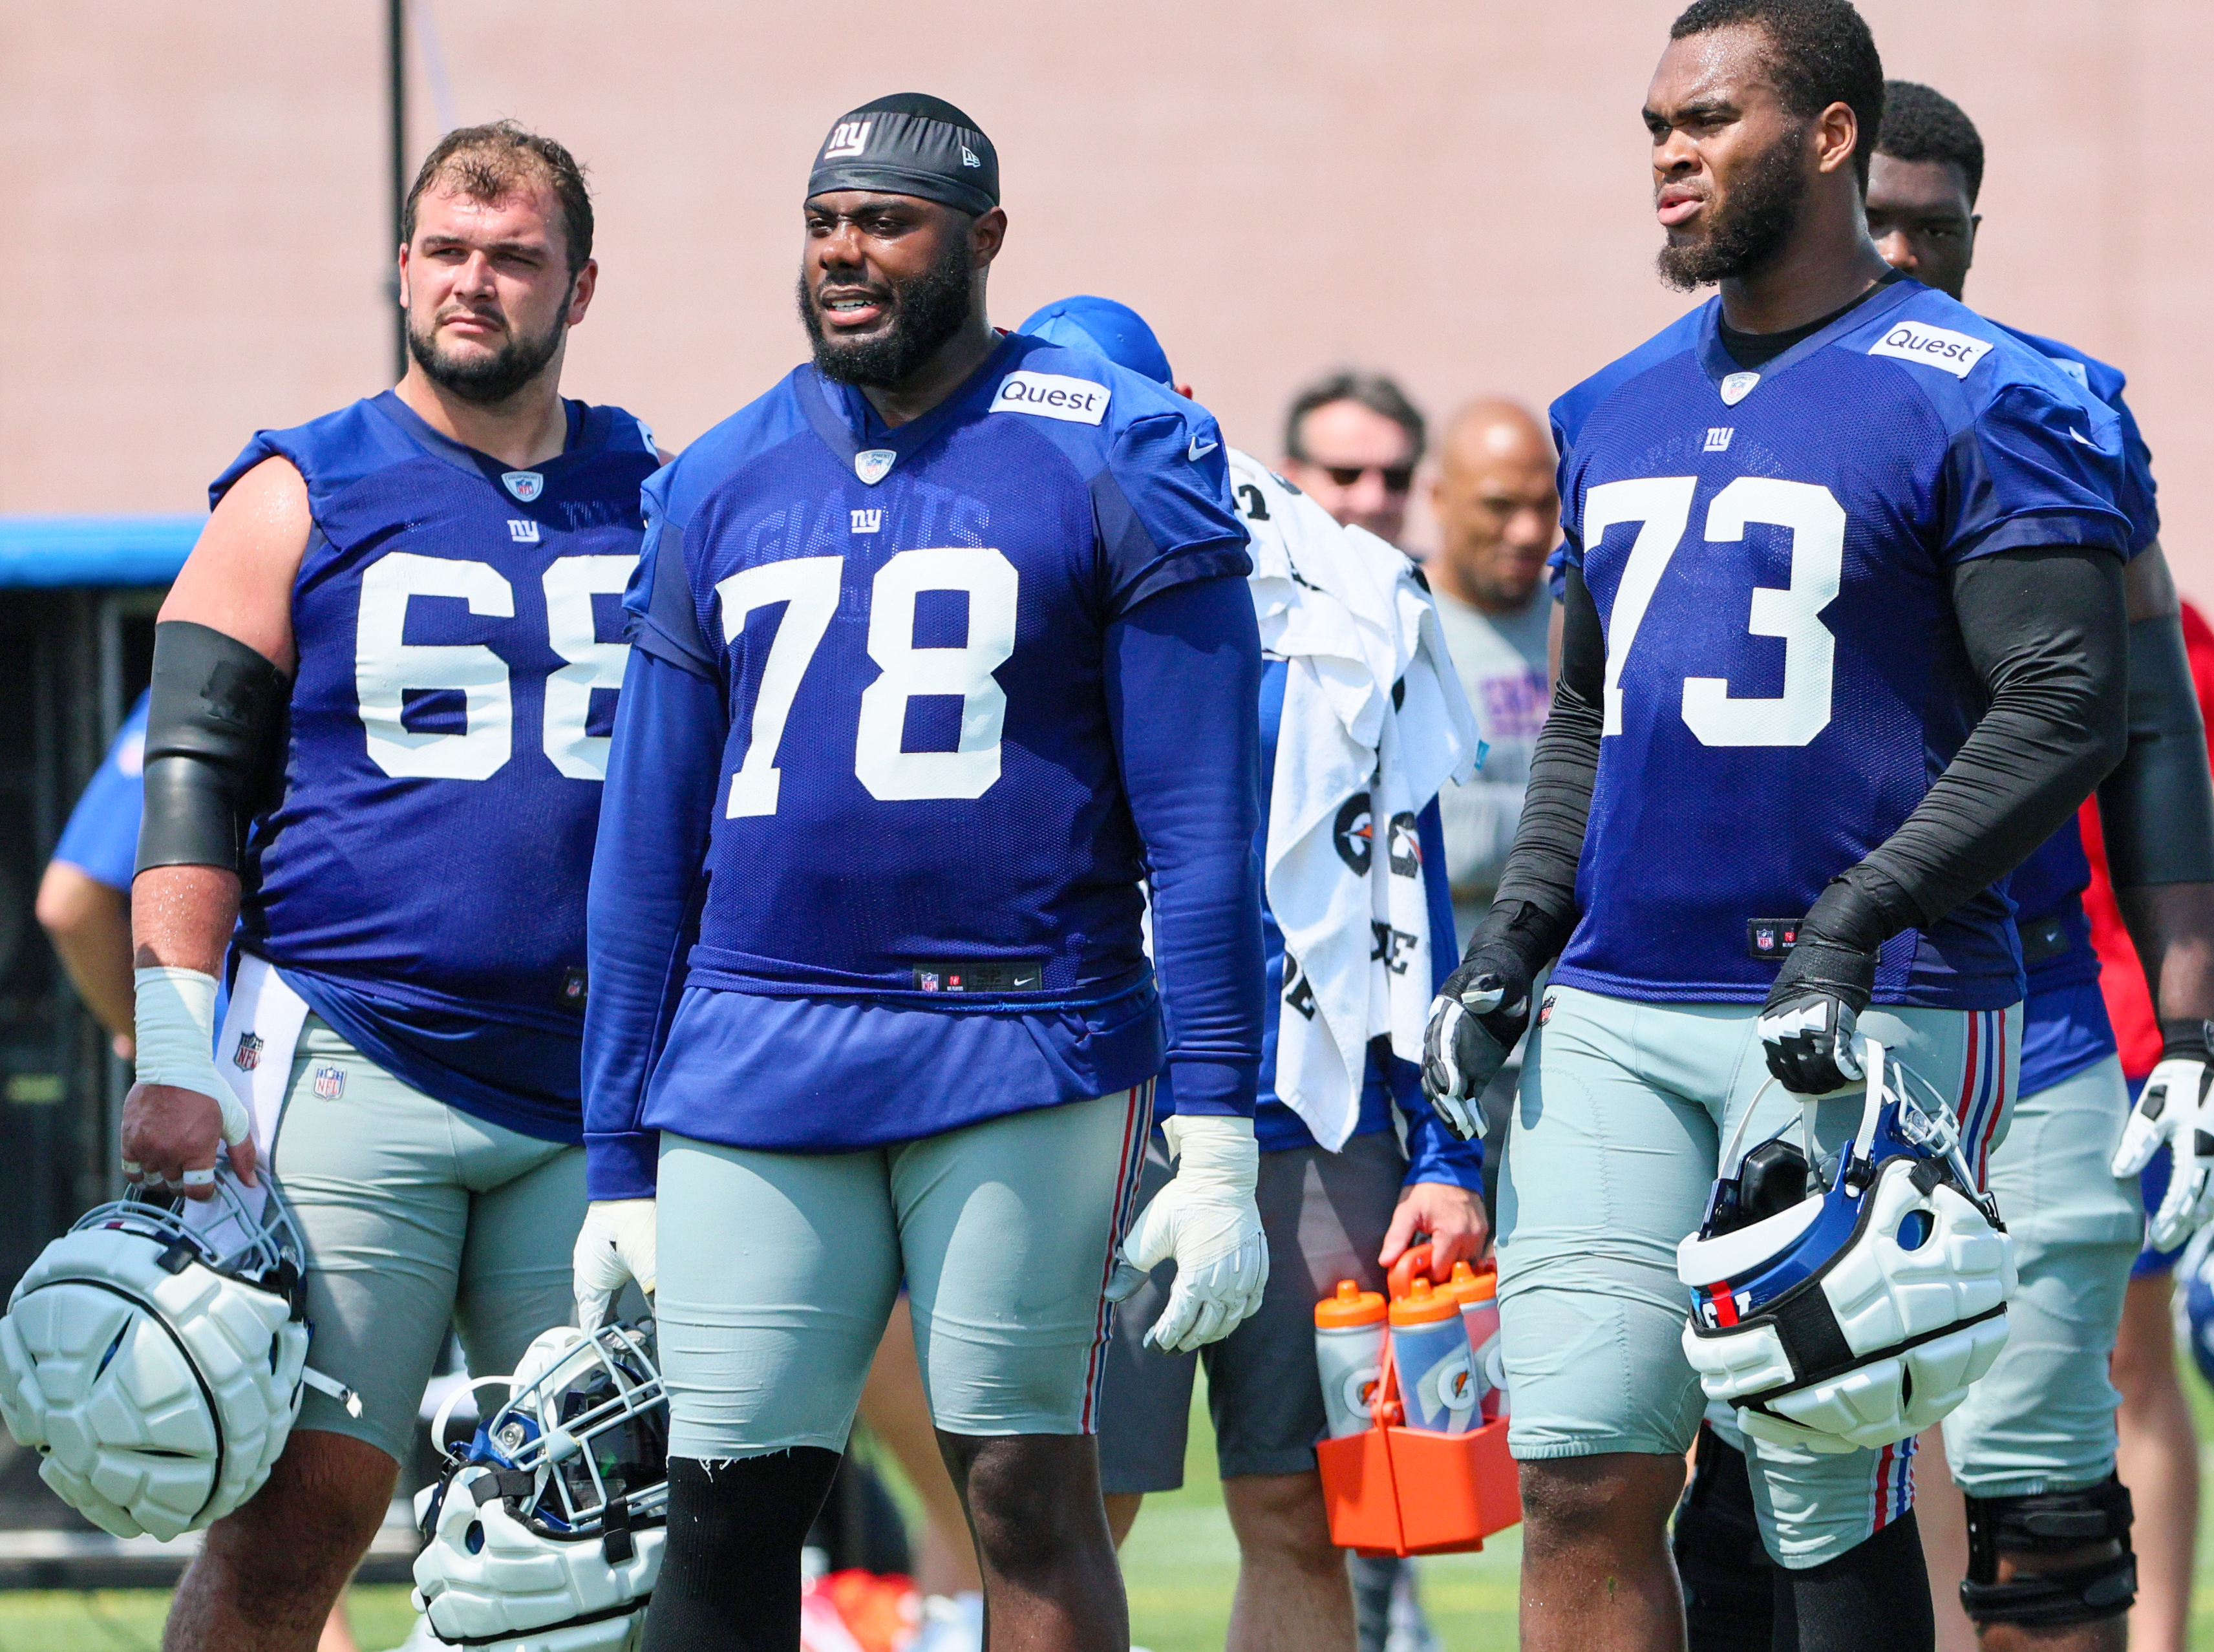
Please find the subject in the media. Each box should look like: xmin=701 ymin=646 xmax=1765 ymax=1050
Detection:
xmin=1422 ymin=947 xmax=1535 ymax=1141
xmin=127 ymin=964 xmax=253 ymax=1198
xmin=120 ymin=1081 xmax=255 ymax=1198
xmin=2113 ymin=1019 xmax=2214 ymax=1249
xmin=1104 ymin=1115 xmax=1268 ymax=1353
xmin=1379 ymin=1181 xmax=1489 ymax=1275
xmin=1758 ymin=930 xmax=1877 ymax=1095
xmin=573 ymin=1198 xmax=657 ymax=1331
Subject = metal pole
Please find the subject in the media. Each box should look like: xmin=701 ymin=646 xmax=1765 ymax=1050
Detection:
xmin=389 ymin=0 xmax=408 ymax=381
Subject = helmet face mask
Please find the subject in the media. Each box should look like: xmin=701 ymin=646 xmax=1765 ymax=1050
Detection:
xmin=0 ymin=1172 xmax=313 ymax=1539
xmin=1678 ymin=1041 xmax=2016 ymax=1454
xmin=414 ymin=1320 xmax=669 ymax=1651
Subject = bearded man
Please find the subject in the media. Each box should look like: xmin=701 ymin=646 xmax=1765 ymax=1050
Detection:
xmin=125 ymin=121 xmax=659 ymax=1652
xmin=573 ymin=94 xmax=1270 ymax=1652
xmin=1418 ymin=5 xmax=2135 ymax=1649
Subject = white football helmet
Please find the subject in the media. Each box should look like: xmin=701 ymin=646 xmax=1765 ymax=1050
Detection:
xmin=1678 ymin=1041 xmax=2016 ymax=1454
xmin=414 ymin=1320 xmax=667 ymax=1651
xmin=0 ymin=1173 xmax=346 ymax=1538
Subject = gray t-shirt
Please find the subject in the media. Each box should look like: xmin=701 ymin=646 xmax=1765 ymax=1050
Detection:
xmin=1429 ymin=585 xmax=1551 ymax=945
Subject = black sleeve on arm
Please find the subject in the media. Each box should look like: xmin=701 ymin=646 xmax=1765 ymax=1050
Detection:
xmin=1815 ymin=547 xmax=2129 ymax=948
xmin=2097 ymin=611 xmax=2214 ymax=887
xmin=136 ymin=620 xmax=290 ymax=876
xmin=1482 ymin=559 xmax=1603 ymax=966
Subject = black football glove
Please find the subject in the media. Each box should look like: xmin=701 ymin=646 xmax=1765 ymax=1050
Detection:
xmin=1757 ymin=928 xmax=1877 ymax=1095
xmin=1423 ymin=926 xmax=1540 ymax=1142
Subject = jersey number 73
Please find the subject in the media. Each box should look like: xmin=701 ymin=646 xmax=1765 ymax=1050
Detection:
xmin=1589 ymin=476 xmax=1844 ymax=749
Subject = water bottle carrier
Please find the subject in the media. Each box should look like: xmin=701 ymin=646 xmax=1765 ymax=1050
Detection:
xmin=1314 ymin=1253 xmax=1522 ymax=1556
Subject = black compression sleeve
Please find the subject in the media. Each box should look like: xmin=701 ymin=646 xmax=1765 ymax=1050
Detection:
xmin=1484 ymin=558 xmax=1602 ymax=964
xmin=2098 ymin=611 xmax=2214 ymax=887
xmin=135 ymin=620 xmax=290 ymax=876
xmin=1819 ymin=547 xmax=2128 ymax=946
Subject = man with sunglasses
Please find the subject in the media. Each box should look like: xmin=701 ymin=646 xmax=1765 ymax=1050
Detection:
xmin=1280 ymin=372 xmax=1426 ymax=549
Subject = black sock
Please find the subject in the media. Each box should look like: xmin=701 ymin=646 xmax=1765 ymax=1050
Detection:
xmin=1676 ymin=1424 xmax=1778 ymax=1652
xmin=1774 ymin=1511 xmax=1934 ymax=1652
xmin=642 ymin=1448 xmax=842 ymax=1652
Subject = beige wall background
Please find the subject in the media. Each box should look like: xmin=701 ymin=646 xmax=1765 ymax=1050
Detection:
xmin=2 ymin=1 xmax=2205 ymax=585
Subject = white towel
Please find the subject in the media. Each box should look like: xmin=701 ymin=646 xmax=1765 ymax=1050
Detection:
xmin=1236 ymin=450 xmax=1485 ymax=1149
xmin=186 ymin=951 xmax=310 ymax=1229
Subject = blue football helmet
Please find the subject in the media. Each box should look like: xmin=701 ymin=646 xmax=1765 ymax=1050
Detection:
xmin=1677 ymin=1041 xmax=2016 ymax=1453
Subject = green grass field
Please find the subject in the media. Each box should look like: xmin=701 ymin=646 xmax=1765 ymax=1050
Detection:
xmin=1 ymin=1361 xmax=2211 ymax=1651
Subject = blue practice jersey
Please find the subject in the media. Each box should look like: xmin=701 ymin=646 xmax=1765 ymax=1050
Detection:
xmin=583 ymin=332 xmax=1262 ymax=1185
xmin=1550 ymin=279 xmax=2131 ymax=1010
xmin=52 ymin=691 xmax=150 ymax=893
xmin=1996 ymin=328 xmax=2160 ymax=1092
xmin=211 ymin=392 xmax=658 ymax=1140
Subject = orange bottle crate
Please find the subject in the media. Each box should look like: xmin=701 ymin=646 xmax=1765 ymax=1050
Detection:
xmin=1315 ymin=1264 xmax=1522 ymax=1557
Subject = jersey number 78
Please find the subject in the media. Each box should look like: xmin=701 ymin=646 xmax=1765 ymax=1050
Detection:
xmin=717 ymin=547 xmax=1019 ymax=815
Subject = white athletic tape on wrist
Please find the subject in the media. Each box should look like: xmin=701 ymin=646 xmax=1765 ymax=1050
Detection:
xmin=1160 ymin=1114 xmax=1261 ymax=1190
xmin=133 ymin=967 xmax=252 ymax=1145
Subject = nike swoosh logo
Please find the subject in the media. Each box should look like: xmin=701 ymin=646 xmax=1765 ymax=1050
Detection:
xmin=1188 ymin=436 xmax=1219 ymax=463
xmin=2069 ymin=428 xmax=2094 ymax=447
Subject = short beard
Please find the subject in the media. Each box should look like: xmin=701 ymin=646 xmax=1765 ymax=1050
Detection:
xmin=1656 ymin=129 xmax=1810 ymax=291
xmin=799 ymin=237 xmax=974 ymax=388
xmin=407 ymin=301 xmax=568 ymax=406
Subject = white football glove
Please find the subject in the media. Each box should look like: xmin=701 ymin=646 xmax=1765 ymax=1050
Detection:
xmin=572 ymin=1198 xmax=657 ymax=1331
xmin=2113 ymin=1021 xmax=2214 ymax=1251
xmin=1103 ymin=1114 xmax=1268 ymax=1353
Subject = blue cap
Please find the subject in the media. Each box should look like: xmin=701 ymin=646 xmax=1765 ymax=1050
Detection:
xmin=1017 ymin=296 xmax=1174 ymax=386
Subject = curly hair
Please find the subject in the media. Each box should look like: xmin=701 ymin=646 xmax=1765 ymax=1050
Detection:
xmin=1877 ymin=80 xmax=1985 ymax=204
xmin=1669 ymin=0 xmax=1885 ymax=188
xmin=402 ymin=120 xmax=594 ymax=277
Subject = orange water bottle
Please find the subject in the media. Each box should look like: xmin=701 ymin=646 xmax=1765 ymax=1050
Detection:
xmin=1314 ymin=1282 xmax=1389 ymax=1438
xmin=1390 ymin=1278 xmax=1478 ymax=1434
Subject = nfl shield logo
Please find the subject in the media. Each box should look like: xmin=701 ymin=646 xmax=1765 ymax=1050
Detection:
xmin=855 ymin=449 xmax=895 ymax=486
xmin=918 ymin=971 xmax=941 ymax=993
xmin=501 ymin=470 xmax=544 ymax=502
xmin=312 ymin=1063 xmax=346 ymax=1101
xmin=232 ymin=1031 xmax=263 ymax=1072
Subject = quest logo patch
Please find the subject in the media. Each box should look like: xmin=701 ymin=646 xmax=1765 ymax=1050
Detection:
xmin=1868 ymin=319 xmax=1994 ymax=380
xmin=990 ymin=370 xmax=1111 ymax=425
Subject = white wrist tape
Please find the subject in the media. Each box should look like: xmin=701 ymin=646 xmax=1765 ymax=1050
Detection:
xmin=133 ymin=967 xmax=251 ymax=1145
xmin=1160 ymin=1114 xmax=1261 ymax=1191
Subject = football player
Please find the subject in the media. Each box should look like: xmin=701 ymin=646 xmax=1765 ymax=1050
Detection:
xmin=1673 ymin=79 xmax=2214 ymax=1652
xmin=123 ymin=123 xmax=659 ymax=1652
xmin=1421 ymin=5 xmax=2134 ymax=1650
xmin=1018 ymin=297 xmax=1487 ymax=1652
xmin=574 ymin=96 xmax=1267 ymax=1651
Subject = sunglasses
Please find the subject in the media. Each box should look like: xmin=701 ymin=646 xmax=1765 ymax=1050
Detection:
xmin=1315 ymin=463 xmax=1416 ymax=494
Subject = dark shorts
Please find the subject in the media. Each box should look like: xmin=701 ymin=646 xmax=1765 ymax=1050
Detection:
xmin=1094 ymin=1129 xmax=1406 ymax=1492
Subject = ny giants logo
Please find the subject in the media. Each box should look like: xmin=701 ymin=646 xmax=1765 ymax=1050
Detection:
xmin=822 ymin=120 xmax=871 ymax=160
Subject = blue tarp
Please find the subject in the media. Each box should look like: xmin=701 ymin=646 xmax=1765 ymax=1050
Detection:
xmin=0 ymin=517 xmax=201 ymax=589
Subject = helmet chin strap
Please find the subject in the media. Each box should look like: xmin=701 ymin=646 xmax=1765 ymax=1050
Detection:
xmin=1840 ymin=1038 xmax=1888 ymax=1190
